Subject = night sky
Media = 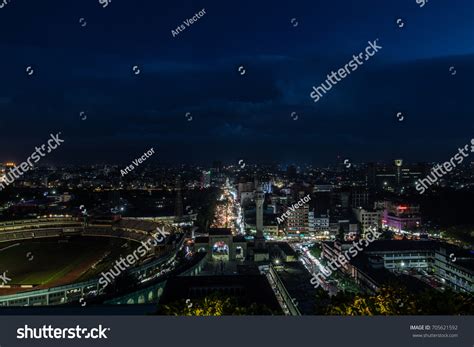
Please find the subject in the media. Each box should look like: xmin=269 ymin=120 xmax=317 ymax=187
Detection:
xmin=0 ymin=0 xmax=473 ymax=165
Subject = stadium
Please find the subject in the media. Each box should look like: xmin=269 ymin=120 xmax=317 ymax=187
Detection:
xmin=0 ymin=216 xmax=201 ymax=307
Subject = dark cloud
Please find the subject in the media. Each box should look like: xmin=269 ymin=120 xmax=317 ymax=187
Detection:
xmin=0 ymin=0 xmax=473 ymax=164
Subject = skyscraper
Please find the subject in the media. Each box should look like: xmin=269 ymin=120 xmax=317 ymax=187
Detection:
xmin=395 ymin=159 xmax=403 ymax=188
xmin=254 ymin=183 xmax=266 ymax=249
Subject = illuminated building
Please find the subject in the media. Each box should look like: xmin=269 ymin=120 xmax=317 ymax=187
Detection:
xmin=194 ymin=228 xmax=247 ymax=261
xmin=0 ymin=162 xmax=15 ymax=184
xmin=286 ymin=203 xmax=309 ymax=235
xmin=353 ymin=207 xmax=383 ymax=233
xmin=262 ymin=181 xmax=273 ymax=194
xmin=322 ymin=240 xmax=473 ymax=293
xmin=380 ymin=201 xmax=421 ymax=232
xmin=313 ymin=213 xmax=330 ymax=232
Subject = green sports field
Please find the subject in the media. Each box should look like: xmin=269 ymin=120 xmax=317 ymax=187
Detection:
xmin=0 ymin=236 xmax=134 ymax=287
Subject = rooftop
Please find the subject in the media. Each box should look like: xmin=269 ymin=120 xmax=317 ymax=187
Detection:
xmin=208 ymin=228 xmax=232 ymax=236
xmin=365 ymin=240 xmax=440 ymax=253
xmin=275 ymin=262 xmax=318 ymax=315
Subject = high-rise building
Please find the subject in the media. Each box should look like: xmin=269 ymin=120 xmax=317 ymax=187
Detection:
xmin=313 ymin=191 xmax=331 ymax=215
xmin=353 ymin=207 xmax=383 ymax=233
xmin=238 ymin=181 xmax=255 ymax=206
xmin=351 ymin=188 xmax=370 ymax=208
xmin=394 ymin=159 xmax=403 ymax=188
xmin=313 ymin=213 xmax=330 ymax=232
xmin=331 ymin=190 xmax=350 ymax=212
xmin=201 ymin=170 xmax=211 ymax=188
xmin=254 ymin=183 xmax=266 ymax=249
xmin=381 ymin=201 xmax=421 ymax=232
xmin=286 ymin=203 xmax=310 ymax=234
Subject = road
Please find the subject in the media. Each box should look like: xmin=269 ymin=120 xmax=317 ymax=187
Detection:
xmin=291 ymin=242 xmax=339 ymax=296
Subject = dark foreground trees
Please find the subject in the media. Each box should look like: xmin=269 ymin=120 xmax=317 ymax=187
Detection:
xmin=156 ymin=293 xmax=278 ymax=316
xmin=323 ymin=286 xmax=473 ymax=315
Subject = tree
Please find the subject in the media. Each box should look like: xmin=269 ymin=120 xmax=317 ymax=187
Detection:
xmin=326 ymin=286 xmax=415 ymax=315
xmin=325 ymin=285 xmax=474 ymax=316
xmin=314 ymin=288 xmax=331 ymax=314
xmin=413 ymin=288 xmax=474 ymax=315
xmin=156 ymin=293 xmax=278 ymax=316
